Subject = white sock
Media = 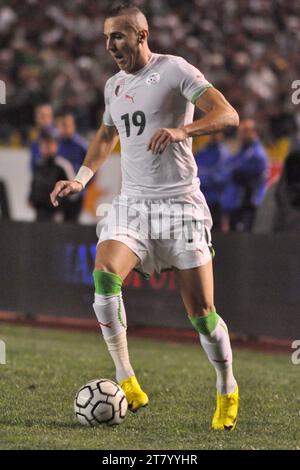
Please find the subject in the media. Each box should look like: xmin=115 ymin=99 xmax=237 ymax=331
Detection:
xmin=200 ymin=317 xmax=237 ymax=395
xmin=106 ymin=331 xmax=134 ymax=382
xmin=93 ymin=292 xmax=134 ymax=382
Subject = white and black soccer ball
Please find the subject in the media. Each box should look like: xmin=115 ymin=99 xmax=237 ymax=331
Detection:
xmin=74 ymin=379 xmax=128 ymax=426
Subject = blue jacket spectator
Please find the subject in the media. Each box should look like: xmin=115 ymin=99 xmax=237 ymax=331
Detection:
xmin=195 ymin=133 xmax=232 ymax=230
xmin=56 ymin=113 xmax=88 ymax=173
xmin=55 ymin=113 xmax=88 ymax=222
xmin=30 ymin=104 xmax=58 ymax=171
xmin=221 ymin=119 xmax=268 ymax=231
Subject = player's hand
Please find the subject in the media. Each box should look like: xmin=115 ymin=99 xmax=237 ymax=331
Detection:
xmin=50 ymin=180 xmax=83 ymax=207
xmin=147 ymin=127 xmax=188 ymax=155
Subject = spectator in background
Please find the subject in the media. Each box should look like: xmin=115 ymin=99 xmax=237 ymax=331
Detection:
xmin=56 ymin=113 xmax=88 ymax=173
xmin=221 ymin=119 xmax=268 ymax=232
xmin=29 ymin=132 xmax=79 ymax=222
xmin=1 ymin=1 xmax=299 ymax=143
xmin=56 ymin=113 xmax=88 ymax=221
xmin=194 ymin=132 xmax=231 ymax=230
xmin=30 ymin=104 xmax=58 ymax=172
xmin=254 ymin=149 xmax=300 ymax=233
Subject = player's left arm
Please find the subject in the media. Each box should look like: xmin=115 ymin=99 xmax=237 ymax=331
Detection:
xmin=148 ymin=87 xmax=239 ymax=155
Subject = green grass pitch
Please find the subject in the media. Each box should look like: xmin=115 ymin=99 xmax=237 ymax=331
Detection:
xmin=0 ymin=323 xmax=299 ymax=450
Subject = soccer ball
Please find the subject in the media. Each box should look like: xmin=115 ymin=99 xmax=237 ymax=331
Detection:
xmin=74 ymin=378 xmax=128 ymax=426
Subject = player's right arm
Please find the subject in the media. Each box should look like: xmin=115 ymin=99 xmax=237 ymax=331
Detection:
xmin=50 ymin=123 xmax=119 ymax=207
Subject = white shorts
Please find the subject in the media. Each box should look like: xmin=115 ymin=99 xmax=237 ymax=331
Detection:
xmin=96 ymin=190 xmax=213 ymax=278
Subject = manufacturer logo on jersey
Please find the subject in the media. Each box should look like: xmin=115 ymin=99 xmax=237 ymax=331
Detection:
xmin=115 ymin=78 xmax=125 ymax=96
xmin=125 ymin=93 xmax=135 ymax=103
xmin=146 ymin=72 xmax=160 ymax=86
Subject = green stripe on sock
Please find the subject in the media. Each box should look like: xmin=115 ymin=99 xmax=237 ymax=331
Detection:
xmin=93 ymin=271 xmax=122 ymax=295
xmin=189 ymin=310 xmax=220 ymax=335
xmin=117 ymin=294 xmax=126 ymax=328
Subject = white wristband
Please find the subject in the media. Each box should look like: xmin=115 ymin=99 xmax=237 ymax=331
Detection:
xmin=74 ymin=166 xmax=94 ymax=189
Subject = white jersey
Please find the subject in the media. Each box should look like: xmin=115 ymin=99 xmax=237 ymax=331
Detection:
xmin=103 ymin=53 xmax=212 ymax=199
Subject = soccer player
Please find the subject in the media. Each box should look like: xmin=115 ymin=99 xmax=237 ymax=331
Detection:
xmin=50 ymin=3 xmax=240 ymax=430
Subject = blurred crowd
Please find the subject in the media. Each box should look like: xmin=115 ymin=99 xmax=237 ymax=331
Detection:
xmin=14 ymin=103 xmax=297 ymax=232
xmin=28 ymin=105 xmax=88 ymax=222
xmin=195 ymin=121 xmax=268 ymax=232
xmin=0 ymin=0 xmax=299 ymax=230
xmin=196 ymin=121 xmax=300 ymax=233
xmin=0 ymin=0 xmax=299 ymax=143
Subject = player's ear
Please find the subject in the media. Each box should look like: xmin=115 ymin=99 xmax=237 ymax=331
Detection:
xmin=138 ymin=30 xmax=148 ymax=43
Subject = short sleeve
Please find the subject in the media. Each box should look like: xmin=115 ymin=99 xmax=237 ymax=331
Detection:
xmin=102 ymin=79 xmax=115 ymax=127
xmin=170 ymin=57 xmax=213 ymax=104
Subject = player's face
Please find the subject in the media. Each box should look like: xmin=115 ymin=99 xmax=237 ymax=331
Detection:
xmin=104 ymin=17 xmax=140 ymax=73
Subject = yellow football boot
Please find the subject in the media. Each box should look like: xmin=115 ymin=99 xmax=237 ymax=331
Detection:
xmin=212 ymin=386 xmax=239 ymax=431
xmin=119 ymin=376 xmax=149 ymax=412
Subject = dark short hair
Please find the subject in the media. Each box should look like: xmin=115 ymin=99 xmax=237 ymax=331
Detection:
xmin=55 ymin=112 xmax=75 ymax=120
xmin=35 ymin=103 xmax=52 ymax=110
xmin=105 ymin=2 xmax=143 ymax=20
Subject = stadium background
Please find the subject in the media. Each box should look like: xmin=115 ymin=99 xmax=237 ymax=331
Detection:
xmin=0 ymin=0 xmax=300 ymax=450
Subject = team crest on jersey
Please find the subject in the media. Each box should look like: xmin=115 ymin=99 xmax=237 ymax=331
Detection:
xmin=146 ymin=72 xmax=160 ymax=86
xmin=115 ymin=78 xmax=125 ymax=96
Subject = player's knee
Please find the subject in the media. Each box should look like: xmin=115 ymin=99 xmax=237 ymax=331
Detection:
xmin=188 ymin=308 xmax=220 ymax=335
xmin=188 ymin=302 xmax=216 ymax=318
xmin=93 ymin=270 xmax=123 ymax=296
xmin=94 ymin=260 xmax=118 ymax=273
